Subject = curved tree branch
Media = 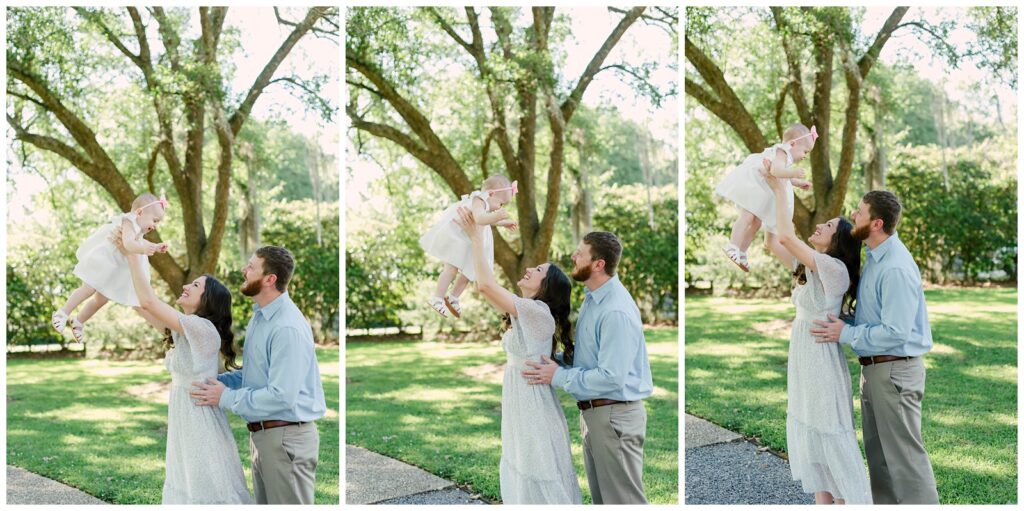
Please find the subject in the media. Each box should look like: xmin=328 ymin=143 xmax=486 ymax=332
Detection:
xmin=685 ymin=36 xmax=767 ymax=152
xmin=561 ymin=6 xmax=644 ymax=123
xmin=230 ymin=7 xmax=327 ymax=135
xmin=859 ymin=7 xmax=910 ymax=77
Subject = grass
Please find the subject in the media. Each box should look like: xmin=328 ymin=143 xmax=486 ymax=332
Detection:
xmin=685 ymin=287 xmax=1017 ymax=504
xmin=6 ymin=346 xmax=339 ymax=504
xmin=346 ymin=327 xmax=679 ymax=504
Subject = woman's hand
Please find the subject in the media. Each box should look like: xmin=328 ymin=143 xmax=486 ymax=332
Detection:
xmin=453 ymin=206 xmax=483 ymax=240
xmin=109 ymin=225 xmax=128 ymax=254
xmin=762 ymin=158 xmax=784 ymax=192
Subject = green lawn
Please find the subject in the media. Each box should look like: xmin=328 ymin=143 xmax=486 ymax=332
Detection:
xmin=346 ymin=327 xmax=678 ymax=503
xmin=685 ymin=288 xmax=1017 ymax=504
xmin=6 ymin=346 xmax=339 ymax=504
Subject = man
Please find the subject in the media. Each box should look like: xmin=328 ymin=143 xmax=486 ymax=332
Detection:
xmin=192 ymin=245 xmax=327 ymax=504
xmin=523 ymin=231 xmax=653 ymax=504
xmin=811 ymin=191 xmax=940 ymax=504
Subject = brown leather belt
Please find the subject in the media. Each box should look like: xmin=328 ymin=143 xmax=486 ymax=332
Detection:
xmin=247 ymin=420 xmax=304 ymax=432
xmin=577 ymin=399 xmax=629 ymax=411
xmin=859 ymin=355 xmax=913 ymax=366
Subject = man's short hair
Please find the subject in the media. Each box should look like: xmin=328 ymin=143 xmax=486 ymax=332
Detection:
xmin=583 ymin=231 xmax=622 ymax=277
xmin=862 ymin=190 xmax=902 ymax=235
xmin=255 ymin=245 xmax=295 ymax=293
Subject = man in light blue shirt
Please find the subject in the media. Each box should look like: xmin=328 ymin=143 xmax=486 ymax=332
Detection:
xmin=812 ymin=191 xmax=939 ymax=504
xmin=192 ymin=246 xmax=326 ymax=504
xmin=524 ymin=231 xmax=652 ymax=504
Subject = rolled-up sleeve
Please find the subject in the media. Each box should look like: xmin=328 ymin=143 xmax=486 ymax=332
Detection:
xmin=219 ymin=326 xmax=310 ymax=417
xmin=216 ymin=370 xmax=244 ymax=389
xmin=552 ymin=311 xmax=639 ymax=401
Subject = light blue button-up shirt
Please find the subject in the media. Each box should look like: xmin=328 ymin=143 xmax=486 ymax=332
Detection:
xmin=551 ymin=275 xmax=653 ymax=402
xmin=217 ymin=292 xmax=327 ymax=423
xmin=839 ymin=233 xmax=933 ymax=357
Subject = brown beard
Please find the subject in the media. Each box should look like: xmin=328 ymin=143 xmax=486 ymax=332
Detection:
xmin=852 ymin=222 xmax=871 ymax=241
xmin=240 ymin=278 xmax=261 ymax=297
xmin=571 ymin=264 xmax=591 ymax=282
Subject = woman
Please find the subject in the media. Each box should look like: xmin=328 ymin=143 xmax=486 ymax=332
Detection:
xmin=764 ymin=169 xmax=872 ymax=505
xmin=123 ymin=251 xmax=252 ymax=504
xmin=453 ymin=207 xmax=582 ymax=504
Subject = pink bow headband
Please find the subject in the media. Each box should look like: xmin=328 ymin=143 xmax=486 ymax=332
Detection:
xmin=790 ymin=125 xmax=818 ymax=144
xmin=137 ymin=190 xmax=169 ymax=214
xmin=488 ymin=180 xmax=518 ymax=196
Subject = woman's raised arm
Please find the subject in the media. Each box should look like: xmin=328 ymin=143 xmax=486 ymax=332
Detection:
xmin=764 ymin=161 xmax=819 ymax=273
xmin=453 ymin=207 xmax=519 ymax=317
xmin=124 ymin=252 xmax=183 ymax=333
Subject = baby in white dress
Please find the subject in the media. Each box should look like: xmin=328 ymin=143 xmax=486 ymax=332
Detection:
xmin=715 ymin=123 xmax=818 ymax=271
xmin=419 ymin=175 xmax=518 ymax=318
xmin=52 ymin=192 xmax=169 ymax=341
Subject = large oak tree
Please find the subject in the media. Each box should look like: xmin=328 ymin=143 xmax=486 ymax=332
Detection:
xmin=686 ymin=7 xmax=910 ymax=237
xmin=7 ymin=7 xmax=338 ymax=292
xmin=346 ymin=7 xmax=649 ymax=283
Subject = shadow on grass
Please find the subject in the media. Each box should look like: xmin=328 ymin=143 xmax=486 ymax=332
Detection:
xmin=685 ymin=288 xmax=1017 ymax=504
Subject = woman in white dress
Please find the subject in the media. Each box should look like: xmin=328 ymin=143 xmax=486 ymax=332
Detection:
xmin=453 ymin=206 xmax=582 ymax=504
xmin=763 ymin=168 xmax=872 ymax=504
xmin=122 ymin=250 xmax=252 ymax=504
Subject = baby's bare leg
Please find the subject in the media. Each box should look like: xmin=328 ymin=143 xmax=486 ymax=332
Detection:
xmin=730 ymin=209 xmax=762 ymax=252
xmin=434 ymin=264 xmax=458 ymax=298
xmin=450 ymin=273 xmax=471 ymax=298
xmin=76 ymin=293 xmax=109 ymax=324
xmin=61 ymin=284 xmax=97 ymax=315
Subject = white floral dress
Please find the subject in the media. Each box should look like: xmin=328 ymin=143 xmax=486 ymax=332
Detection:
xmin=786 ymin=252 xmax=872 ymax=504
xmin=162 ymin=313 xmax=252 ymax=504
xmin=499 ymin=296 xmax=582 ymax=504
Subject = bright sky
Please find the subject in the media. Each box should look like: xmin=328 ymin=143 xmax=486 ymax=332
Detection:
xmin=8 ymin=6 xmax=338 ymax=225
xmin=346 ymin=6 xmax=678 ymax=207
xmin=864 ymin=6 xmax=1016 ymax=122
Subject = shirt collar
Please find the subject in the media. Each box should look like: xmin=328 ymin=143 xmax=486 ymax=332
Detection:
xmin=253 ymin=292 xmax=290 ymax=320
xmin=584 ymin=274 xmax=620 ymax=304
xmin=866 ymin=232 xmax=899 ymax=262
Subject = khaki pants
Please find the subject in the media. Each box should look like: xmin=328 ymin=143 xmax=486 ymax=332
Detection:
xmin=250 ymin=421 xmax=319 ymax=504
xmin=860 ymin=358 xmax=939 ymax=504
xmin=580 ymin=401 xmax=647 ymax=504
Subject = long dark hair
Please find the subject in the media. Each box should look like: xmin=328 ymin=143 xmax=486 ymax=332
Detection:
xmin=793 ymin=218 xmax=861 ymax=318
xmin=165 ymin=274 xmax=241 ymax=371
xmin=504 ymin=264 xmax=575 ymax=365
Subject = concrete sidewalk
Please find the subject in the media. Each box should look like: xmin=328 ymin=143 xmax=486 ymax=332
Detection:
xmin=6 ymin=465 xmax=107 ymax=505
xmin=684 ymin=414 xmax=812 ymax=505
xmin=346 ymin=445 xmax=488 ymax=505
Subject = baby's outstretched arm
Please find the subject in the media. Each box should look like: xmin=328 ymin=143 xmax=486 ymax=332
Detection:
xmin=767 ymin=147 xmax=805 ymax=179
xmin=117 ymin=220 xmax=166 ymax=256
xmin=469 ymin=197 xmax=510 ymax=225
xmin=790 ymin=177 xmax=812 ymax=190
